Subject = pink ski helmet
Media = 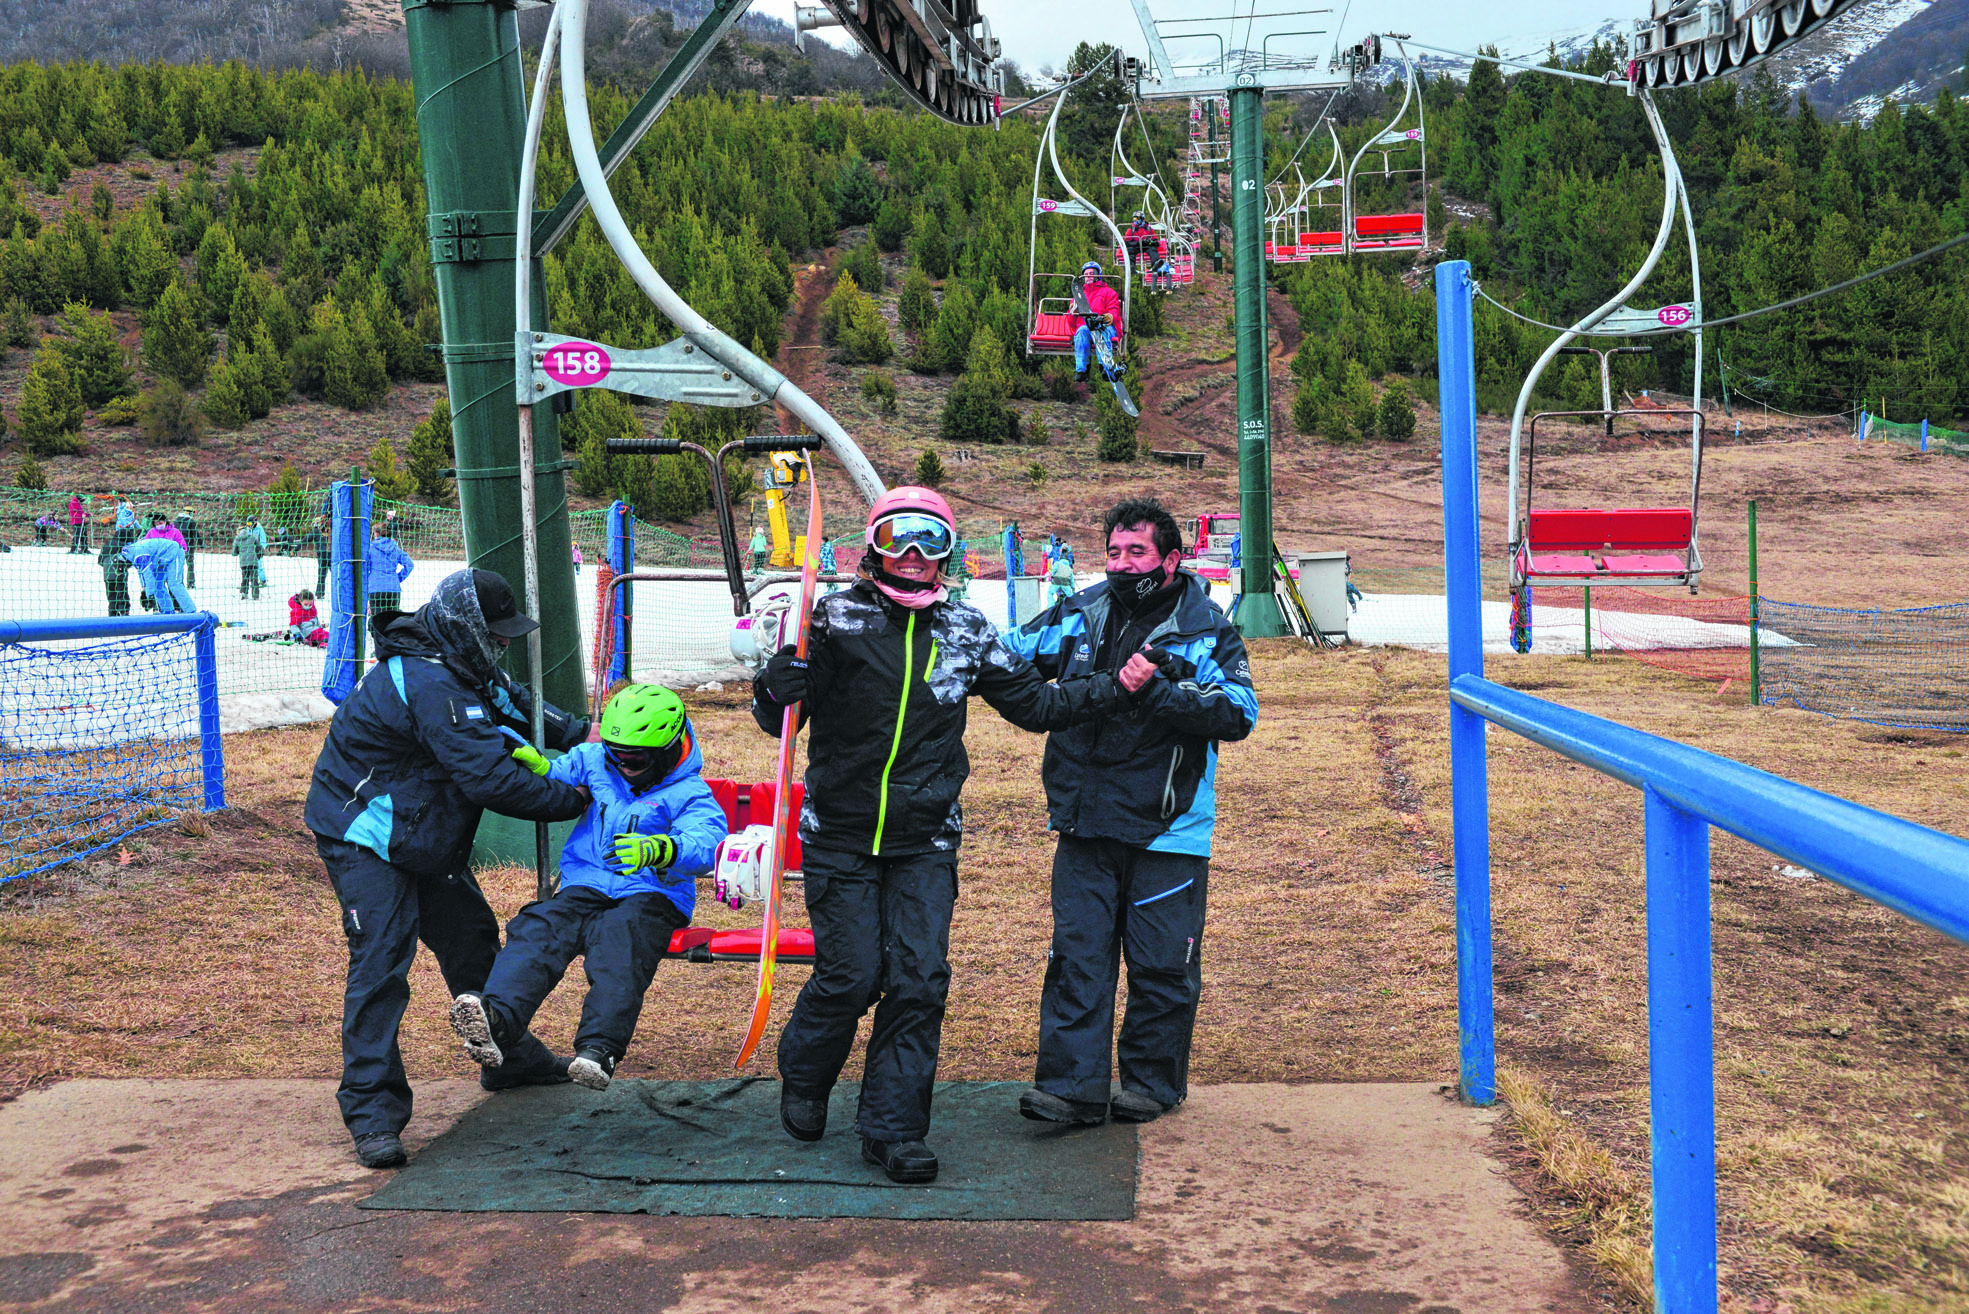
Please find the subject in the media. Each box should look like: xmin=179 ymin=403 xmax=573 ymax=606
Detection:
xmin=865 ymin=486 xmax=956 ymax=562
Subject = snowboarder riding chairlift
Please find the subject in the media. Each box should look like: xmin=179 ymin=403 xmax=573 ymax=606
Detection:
xmin=1071 ymin=261 xmax=1123 ymax=385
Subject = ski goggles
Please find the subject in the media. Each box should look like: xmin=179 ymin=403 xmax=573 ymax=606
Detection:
xmin=869 ymin=512 xmax=955 ymax=561
xmin=605 ymin=735 xmax=686 ymax=780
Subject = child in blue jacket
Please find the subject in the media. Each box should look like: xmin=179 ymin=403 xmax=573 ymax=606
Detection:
xmin=448 ymin=684 xmax=729 ymax=1091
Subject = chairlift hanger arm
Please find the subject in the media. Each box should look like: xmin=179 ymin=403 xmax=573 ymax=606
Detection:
xmin=532 ymin=0 xmax=754 ymax=258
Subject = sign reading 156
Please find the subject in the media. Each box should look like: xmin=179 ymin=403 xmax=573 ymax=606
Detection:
xmin=543 ymin=342 xmax=613 ymax=387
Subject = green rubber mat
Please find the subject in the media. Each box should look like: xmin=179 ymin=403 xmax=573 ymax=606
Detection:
xmin=361 ymin=1078 xmax=1137 ymax=1219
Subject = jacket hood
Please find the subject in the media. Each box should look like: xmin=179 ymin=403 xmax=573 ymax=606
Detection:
xmin=374 ymin=569 xmax=503 ymax=686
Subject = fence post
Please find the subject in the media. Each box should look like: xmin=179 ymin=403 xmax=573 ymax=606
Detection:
xmin=194 ymin=613 xmax=226 ymax=810
xmin=608 ymin=501 xmax=633 ymax=684
xmin=1436 ymin=259 xmax=1496 ymax=1106
xmin=1921 ymin=418 xmax=1929 ymax=453
xmin=1747 ymin=500 xmax=1760 ymax=708
xmin=1583 ymin=585 xmax=1592 ymax=660
xmin=1644 ymin=785 xmax=1718 ymax=1314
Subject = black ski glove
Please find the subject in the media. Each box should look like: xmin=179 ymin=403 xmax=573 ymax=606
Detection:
xmin=1140 ymin=645 xmax=1197 ymax=682
xmin=755 ymin=644 xmax=808 ymax=706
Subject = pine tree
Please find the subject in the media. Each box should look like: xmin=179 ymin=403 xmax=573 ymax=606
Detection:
xmin=238 ymin=330 xmax=278 ymax=419
xmin=924 ymin=283 xmax=977 ymax=373
xmin=1377 ymin=379 xmax=1417 ymax=441
xmin=114 ymin=209 xmax=177 ymax=311
xmin=1094 ymin=391 xmax=1137 ymax=462
xmin=407 ymin=397 xmax=455 ymax=500
xmin=260 ymin=284 xmax=300 ymax=355
xmin=913 ymin=448 xmax=947 ymax=488
xmin=898 ymin=265 xmax=937 ymax=337
xmin=200 ymin=359 xmax=249 ymax=429
xmin=14 ymin=443 xmax=46 ymax=490
xmin=322 ymin=300 xmax=388 ymax=411
xmin=3 ymin=297 xmax=31 ymax=349
xmin=367 ymin=436 xmax=416 ymax=502
xmin=19 ymin=342 xmax=85 ymax=455
xmin=833 ymin=152 xmax=883 ymax=226
xmin=54 ymin=302 xmax=134 ymax=405
xmin=143 ymin=281 xmax=213 ymax=389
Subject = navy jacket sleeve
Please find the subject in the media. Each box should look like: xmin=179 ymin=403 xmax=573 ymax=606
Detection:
xmin=971 ymin=632 xmax=1130 ymax=732
xmin=751 ymin=601 xmax=825 ymax=738
xmin=486 ymin=670 xmax=590 ymax=749
xmin=406 ymin=676 xmax=588 ymax=821
xmin=1135 ymin=623 xmax=1258 ymax=742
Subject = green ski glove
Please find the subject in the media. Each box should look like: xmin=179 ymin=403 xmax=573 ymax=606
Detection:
xmin=511 ymin=743 xmax=550 ymax=776
xmin=613 ymin=832 xmax=678 ymax=873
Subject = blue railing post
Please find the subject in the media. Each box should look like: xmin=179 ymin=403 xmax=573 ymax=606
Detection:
xmin=193 ymin=613 xmax=227 ymax=810
xmin=1645 ymin=786 xmax=1717 ymax=1313
xmin=1437 ymin=259 xmax=1496 ymax=1106
xmin=1921 ymin=418 xmax=1929 ymax=453
xmin=607 ymin=500 xmax=633 ymax=684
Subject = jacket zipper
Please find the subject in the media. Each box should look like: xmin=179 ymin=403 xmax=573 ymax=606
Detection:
xmin=871 ymin=611 xmax=916 ymax=855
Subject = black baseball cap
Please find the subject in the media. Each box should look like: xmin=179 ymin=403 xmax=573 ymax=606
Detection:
xmin=473 ymin=570 xmax=540 ymax=639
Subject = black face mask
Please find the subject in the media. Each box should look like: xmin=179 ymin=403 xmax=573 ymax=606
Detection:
xmin=1106 ymin=564 xmax=1169 ymax=610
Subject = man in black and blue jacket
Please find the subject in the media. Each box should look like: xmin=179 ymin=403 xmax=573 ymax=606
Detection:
xmin=1001 ymin=497 xmax=1259 ymax=1126
xmin=306 ymin=569 xmax=592 ymax=1170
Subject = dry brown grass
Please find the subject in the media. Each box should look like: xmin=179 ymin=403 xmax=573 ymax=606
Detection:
xmin=1 ymin=643 xmax=1966 ymax=1312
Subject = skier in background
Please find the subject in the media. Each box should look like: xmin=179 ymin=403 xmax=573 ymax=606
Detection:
xmin=67 ymin=493 xmax=89 ymax=553
xmin=749 ymin=487 xmax=1138 ymax=1185
xmin=119 ymin=534 xmax=195 ymax=614
xmin=750 ymin=524 xmax=769 ymax=571
xmin=365 ymin=523 xmax=415 ymax=615
xmin=100 ymin=525 xmax=138 ymax=616
xmin=234 ymin=520 xmax=265 ymax=600
xmin=174 ymin=508 xmax=201 ymax=588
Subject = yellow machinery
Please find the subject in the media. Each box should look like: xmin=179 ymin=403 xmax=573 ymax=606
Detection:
xmin=756 ymin=451 xmax=808 ymax=568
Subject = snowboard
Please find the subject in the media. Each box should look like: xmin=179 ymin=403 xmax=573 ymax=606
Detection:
xmin=1070 ymin=282 xmax=1139 ymax=418
xmin=734 ymin=453 xmax=823 ymax=1070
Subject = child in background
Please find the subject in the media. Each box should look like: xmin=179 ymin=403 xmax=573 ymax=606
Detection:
xmin=448 ymin=684 xmax=729 ymax=1091
xmin=572 ymin=543 xmax=583 ymax=576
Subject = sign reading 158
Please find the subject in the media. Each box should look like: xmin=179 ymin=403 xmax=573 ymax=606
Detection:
xmin=543 ymin=342 xmax=613 ymax=387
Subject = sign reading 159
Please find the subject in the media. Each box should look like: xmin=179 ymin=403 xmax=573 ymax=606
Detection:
xmin=542 ymin=342 xmax=613 ymax=387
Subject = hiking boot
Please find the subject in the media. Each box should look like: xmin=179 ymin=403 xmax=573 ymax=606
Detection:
xmin=568 ymin=1046 xmax=615 ymax=1091
xmin=353 ymin=1131 xmax=407 ymax=1170
xmin=1109 ymin=1086 xmax=1169 ymax=1124
xmin=1074 ymin=370 xmax=1088 ymax=383
xmin=1019 ymin=1087 xmax=1107 ymax=1125
xmin=447 ymin=994 xmax=504 ymax=1069
xmin=781 ymin=1087 xmax=827 ymax=1143
xmin=861 ymin=1137 xmax=938 ymax=1184
xmin=480 ymin=1052 xmax=574 ymax=1092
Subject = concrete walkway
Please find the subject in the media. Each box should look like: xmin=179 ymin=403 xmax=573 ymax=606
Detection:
xmin=0 ymin=1079 xmax=1591 ymax=1313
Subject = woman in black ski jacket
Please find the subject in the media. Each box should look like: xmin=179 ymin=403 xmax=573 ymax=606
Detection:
xmin=750 ymin=487 xmax=1137 ymax=1184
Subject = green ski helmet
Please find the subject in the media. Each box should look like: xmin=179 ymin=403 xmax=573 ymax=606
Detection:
xmin=600 ymin=684 xmax=689 ymax=789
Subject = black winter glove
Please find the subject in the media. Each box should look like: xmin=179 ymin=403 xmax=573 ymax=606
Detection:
xmin=1140 ymin=646 xmax=1197 ymax=682
xmin=755 ymin=644 xmax=809 ymax=706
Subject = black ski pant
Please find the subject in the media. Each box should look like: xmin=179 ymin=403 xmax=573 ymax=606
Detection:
xmin=777 ymin=846 xmax=957 ymax=1144
xmin=239 ymin=562 xmax=260 ymax=599
xmin=1035 ymin=836 xmax=1209 ymax=1110
xmin=315 ymin=835 xmax=561 ymax=1138
xmin=479 ymin=885 xmax=689 ymax=1062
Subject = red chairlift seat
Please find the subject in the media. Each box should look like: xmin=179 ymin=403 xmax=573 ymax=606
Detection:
xmin=1518 ymin=507 xmax=1695 ymax=583
xmin=664 ymin=778 xmax=816 ymax=964
xmin=1029 ymin=310 xmax=1078 ymax=354
xmin=1301 ymin=230 xmax=1346 ymax=256
xmin=1350 ymin=212 xmax=1426 ymax=251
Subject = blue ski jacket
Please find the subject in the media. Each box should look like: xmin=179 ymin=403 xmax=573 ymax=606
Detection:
xmin=365 ymin=536 xmax=414 ymax=590
xmin=1001 ymin=570 xmax=1257 ymax=857
xmin=119 ymin=537 xmax=188 ymax=607
xmin=544 ymin=733 xmax=729 ymax=919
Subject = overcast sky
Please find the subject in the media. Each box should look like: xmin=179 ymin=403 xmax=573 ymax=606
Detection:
xmin=747 ymin=0 xmax=1627 ymax=76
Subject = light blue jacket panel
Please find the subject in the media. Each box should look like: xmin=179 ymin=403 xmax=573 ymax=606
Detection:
xmin=545 ymin=730 xmax=729 ymax=918
xmin=365 ymin=536 xmax=415 ymax=589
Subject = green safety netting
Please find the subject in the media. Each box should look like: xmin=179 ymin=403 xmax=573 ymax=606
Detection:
xmin=1869 ymin=417 xmax=1969 ymax=458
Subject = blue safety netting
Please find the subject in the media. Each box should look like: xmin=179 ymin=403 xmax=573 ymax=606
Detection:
xmin=1 ymin=627 xmax=210 ymax=882
xmin=322 ymin=478 xmax=374 ymax=704
xmin=1760 ymin=599 xmax=1969 ymax=732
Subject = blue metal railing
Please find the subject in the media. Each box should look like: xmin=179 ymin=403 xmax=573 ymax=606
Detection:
xmin=0 ymin=611 xmax=227 ymax=817
xmin=1434 ymin=262 xmax=1969 ymax=1313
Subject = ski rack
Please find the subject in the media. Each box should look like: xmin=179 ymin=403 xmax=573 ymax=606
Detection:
xmin=1342 ymin=43 xmax=1427 ymax=256
xmin=1504 ymin=88 xmax=1707 ymax=645
xmin=1024 ymin=85 xmax=1132 ymax=358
